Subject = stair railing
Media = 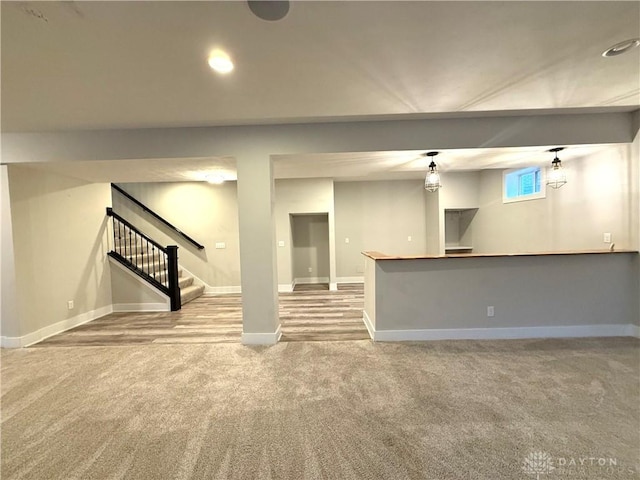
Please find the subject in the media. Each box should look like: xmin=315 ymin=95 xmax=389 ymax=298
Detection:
xmin=106 ymin=208 xmax=181 ymax=311
xmin=111 ymin=184 xmax=205 ymax=250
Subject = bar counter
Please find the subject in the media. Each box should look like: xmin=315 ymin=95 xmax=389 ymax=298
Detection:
xmin=362 ymin=249 xmax=637 ymax=261
xmin=361 ymin=249 xmax=639 ymax=342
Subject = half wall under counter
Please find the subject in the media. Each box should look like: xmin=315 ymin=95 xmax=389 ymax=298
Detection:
xmin=362 ymin=250 xmax=640 ymax=341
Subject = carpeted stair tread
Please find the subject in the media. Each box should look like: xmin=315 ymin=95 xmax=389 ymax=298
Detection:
xmin=180 ymin=284 xmax=205 ymax=305
xmin=178 ymin=276 xmax=194 ymax=289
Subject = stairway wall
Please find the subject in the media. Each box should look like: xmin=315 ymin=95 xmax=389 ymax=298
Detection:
xmin=2 ymin=166 xmax=113 ymax=346
xmin=112 ymin=181 xmax=241 ymax=292
xmin=109 ymin=258 xmax=170 ymax=311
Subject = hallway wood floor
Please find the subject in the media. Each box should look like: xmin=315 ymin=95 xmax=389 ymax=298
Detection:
xmin=32 ymin=284 xmax=368 ymax=347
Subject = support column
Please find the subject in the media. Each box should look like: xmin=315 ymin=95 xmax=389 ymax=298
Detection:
xmin=328 ymin=183 xmax=338 ymax=291
xmin=0 ymin=165 xmax=21 ymax=347
xmin=237 ymin=154 xmax=281 ymax=344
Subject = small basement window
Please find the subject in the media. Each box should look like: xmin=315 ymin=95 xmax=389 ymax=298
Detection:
xmin=503 ymin=166 xmax=545 ymax=203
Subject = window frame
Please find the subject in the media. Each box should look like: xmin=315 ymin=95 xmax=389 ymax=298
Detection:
xmin=502 ymin=166 xmax=546 ymax=204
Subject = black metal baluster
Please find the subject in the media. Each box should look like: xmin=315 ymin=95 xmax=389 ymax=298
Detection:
xmin=151 ymin=245 xmax=156 ymax=281
xmin=123 ymin=225 xmax=128 ymax=260
xmin=128 ymin=227 xmax=133 ymax=264
xmin=116 ymin=219 xmax=121 ymax=255
xmin=143 ymin=238 xmax=148 ymax=277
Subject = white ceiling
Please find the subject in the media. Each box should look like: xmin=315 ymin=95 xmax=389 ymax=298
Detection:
xmin=2 ymin=1 xmax=639 ymax=182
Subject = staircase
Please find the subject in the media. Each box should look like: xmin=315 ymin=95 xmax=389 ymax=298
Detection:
xmin=107 ymin=208 xmax=205 ymax=310
xmin=178 ymin=269 xmax=205 ymax=306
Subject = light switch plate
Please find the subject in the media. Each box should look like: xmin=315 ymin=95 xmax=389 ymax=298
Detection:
xmin=215 ymin=242 xmax=226 ymax=249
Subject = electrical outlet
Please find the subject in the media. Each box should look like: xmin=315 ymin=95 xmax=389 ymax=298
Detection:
xmin=67 ymin=300 xmax=74 ymax=310
xmin=278 ymin=240 xmax=285 ymax=247
xmin=487 ymin=306 xmax=495 ymax=317
xmin=407 ymin=236 xmax=412 ymax=242
xmin=603 ymin=233 xmax=612 ymax=243
xmin=308 ymin=267 xmax=312 ymax=273
xmin=345 ymin=237 xmax=350 ymax=244
xmin=215 ymin=242 xmax=226 ymax=249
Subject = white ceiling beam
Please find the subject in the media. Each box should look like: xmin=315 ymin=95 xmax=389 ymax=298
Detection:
xmin=2 ymin=111 xmax=637 ymax=164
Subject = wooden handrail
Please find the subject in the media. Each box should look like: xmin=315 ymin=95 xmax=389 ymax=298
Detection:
xmin=111 ymin=183 xmax=205 ymax=250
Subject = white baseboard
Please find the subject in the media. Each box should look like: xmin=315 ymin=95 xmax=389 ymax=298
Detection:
xmin=627 ymin=324 xmax=640 ymax=338
xmin=241 ymin=325 xmax=282 ymax=345
xmin=112 ymin=303 xmax=169 ymax=312
xmin=293 ymin=277 xmax=330 ymax=285
xmin=278 ymin=284 xmax=294 ymax=293
xmin=362 ymin=311 xmax=375 ymax=340
xmin=330 ymin=282 xmax=338 ymax=291
xmin=336 ymin=276 xmax=364 ymax=284
xmin=0 ymin=305 xmax=113 ymax=348
xmin=371 ymin=323 xmax=640 ymax=342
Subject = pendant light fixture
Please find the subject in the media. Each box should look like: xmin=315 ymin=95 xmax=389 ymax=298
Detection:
xmin=546 ymin=147 xmax=567 ymax=189
xmin=424 ymin=152 xmax=442 ymax=192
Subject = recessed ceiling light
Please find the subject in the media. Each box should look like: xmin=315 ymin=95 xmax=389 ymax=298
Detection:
xmin=602 ymin=38 xmax=640 ymax=57
xmin=208 ymin=50 xmax=234 ymax=74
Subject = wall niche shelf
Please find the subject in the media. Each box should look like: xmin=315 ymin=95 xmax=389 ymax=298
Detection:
xmin=445 ymin=208 xmax=478 ymax=254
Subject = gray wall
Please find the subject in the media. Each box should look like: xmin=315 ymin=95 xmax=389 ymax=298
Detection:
xmin=472 ymin=145 xmax=633 ymax=253
xmin=110 ymin=260 xmax=169 ymax=309
xmin=334 ymin=180 xmax=429 ymax=278
xmin=372 ymin=253 xmax=639 ymax=332
xmin=440 ymin=171 xmax=480 ymax=209
xmin=6 ymin=166 xmax=112 ymax=340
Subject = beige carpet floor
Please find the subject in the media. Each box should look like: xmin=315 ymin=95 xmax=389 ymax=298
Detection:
xmin=1 ymin=337 xmax=639 ymax=479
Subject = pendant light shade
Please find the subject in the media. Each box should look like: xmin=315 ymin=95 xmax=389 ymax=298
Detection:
xmin=424 ymin=152 xmax=442 ymax=192
xmin=546 ymin=147 xmax=567 ymax=189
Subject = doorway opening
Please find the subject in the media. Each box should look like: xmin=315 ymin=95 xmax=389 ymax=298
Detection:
xmin=290 ymin=213 xmax=330 ymax=291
